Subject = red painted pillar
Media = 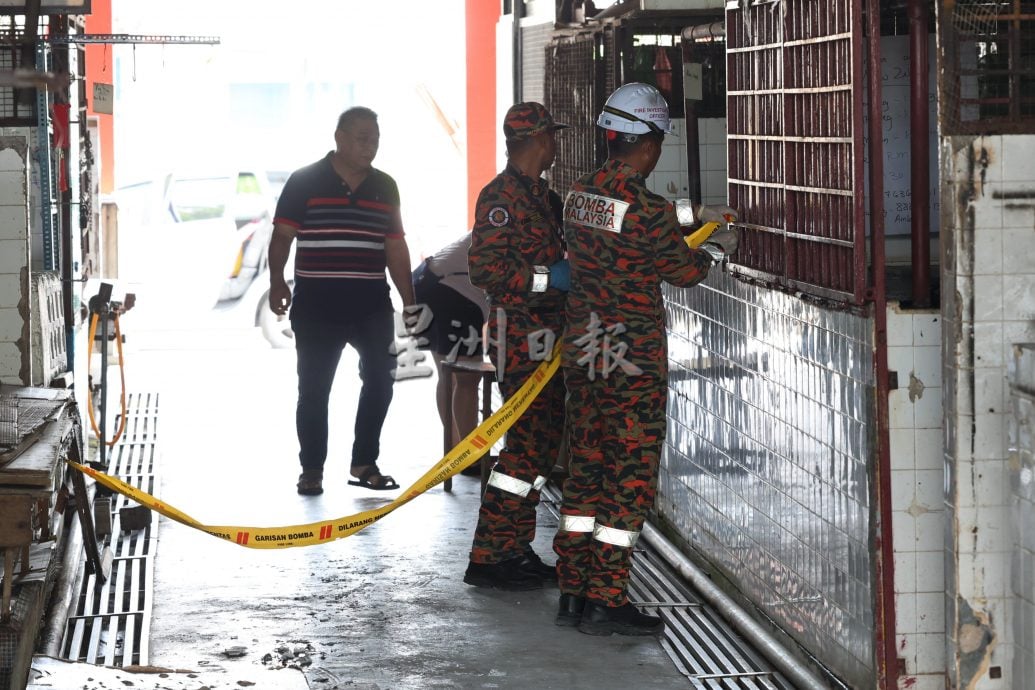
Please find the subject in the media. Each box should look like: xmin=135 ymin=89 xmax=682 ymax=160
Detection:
xmin=465 ymin=0 xmax=499 ymax=229
xmin=84 ymin=0 xmax=114 ymax=194
xmin=908 ymin=0 xmax=931 ymax=308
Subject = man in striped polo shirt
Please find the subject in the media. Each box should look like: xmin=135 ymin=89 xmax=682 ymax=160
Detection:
xmin=269 ymin=106 xmax=415 ymax=496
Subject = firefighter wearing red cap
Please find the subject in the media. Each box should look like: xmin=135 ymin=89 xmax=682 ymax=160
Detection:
xmin=463 ymin=102 xmax=570 ymax=591
xmin=552 ymin=83 xmax=740 ymax=635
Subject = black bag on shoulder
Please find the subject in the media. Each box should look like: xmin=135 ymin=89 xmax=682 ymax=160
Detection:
xmin=412 ymin=259 xmax=442 ymax=303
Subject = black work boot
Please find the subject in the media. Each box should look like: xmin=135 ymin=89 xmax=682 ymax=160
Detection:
xmin=555 ymin=593 xmax=586 ymax=627
xmin=578 ymin=601 xmax=664 ymax=636
xmin=463 ymin=557 xmax=543 ymax=591
xmin=520 ymin=547 xmax=558 ymax=582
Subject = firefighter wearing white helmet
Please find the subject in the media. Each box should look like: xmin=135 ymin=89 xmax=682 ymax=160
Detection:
xmin=598 ymin=83 xmax=738 ymax=235
xmin=551 ymin=83 xmax=740 ymax=637
xmin=597 ymin=81 xmax=675 ymax=137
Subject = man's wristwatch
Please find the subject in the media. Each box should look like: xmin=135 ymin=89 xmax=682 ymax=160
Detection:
xmin=532 ymin=265 xmax=549 ymax=293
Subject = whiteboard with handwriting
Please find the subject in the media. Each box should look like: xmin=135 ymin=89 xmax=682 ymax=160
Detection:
xmin=863 ymin=35 xmax=940 ymax=236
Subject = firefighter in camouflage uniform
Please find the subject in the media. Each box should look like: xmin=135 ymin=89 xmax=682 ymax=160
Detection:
xmin=552 ymin=83 xmax=740 ymax=636
xmin=463 ymin=102 xmax=571 ymax=591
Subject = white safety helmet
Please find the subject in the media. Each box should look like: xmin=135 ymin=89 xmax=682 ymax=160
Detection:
xmin=597 ymin=82 xmax=674 ymax=137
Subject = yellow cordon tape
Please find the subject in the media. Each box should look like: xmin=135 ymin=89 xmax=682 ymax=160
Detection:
xmin=69 ymin=345 xmax=561 ymax=549
xmin=684 ymin=220 xmax=722 ymax=249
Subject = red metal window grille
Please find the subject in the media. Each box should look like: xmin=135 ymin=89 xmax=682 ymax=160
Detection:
xmin=725 ymin=0 xmax=867 ymax=304
xmin=940 ymin=0 xmax=1035 ymax=134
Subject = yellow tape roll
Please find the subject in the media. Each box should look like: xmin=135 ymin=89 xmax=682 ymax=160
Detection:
xmin=70 ymin=344 xmax=562 ymax=549
xmin=684 ymin=220 xmax=721 ymax=249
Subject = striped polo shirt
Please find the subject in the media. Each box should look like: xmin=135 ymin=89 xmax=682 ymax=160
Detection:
xmin=274 ymin=153 xmax=404 ymax=322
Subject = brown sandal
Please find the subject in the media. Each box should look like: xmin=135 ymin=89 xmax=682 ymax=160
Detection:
xmin=348 ymin=465 xmax=399 ymax=491
xmin=297 ymin=471 xmax=324 ymax=496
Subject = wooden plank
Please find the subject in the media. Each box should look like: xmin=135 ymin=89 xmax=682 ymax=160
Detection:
xmin=0 ymin=425 xmax=50 ymax=469
xmin=6 ymin=578 xmax=49 ymax=690
xmin=70 ymin=464 xmax=104 ymax=580
xmin=0 ymin=414 xmax=73 ymax=488
xmin=14 ymin=542 xmax=55 ymax=583
xmin=0 ymin=495 xmax=33 ymax=547
xmin=1 ymin=541 xmax=56 ymax=624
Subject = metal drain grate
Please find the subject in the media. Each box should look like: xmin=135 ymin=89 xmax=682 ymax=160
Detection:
xmin=60 ymin=392 xmax=159 ymax=666
xmin=631 ymin=554 xmax=795 ymax=689
xmin=542 ymin=487 xmax=796 ymax=689
xmin=114 ymin=391 xmax=160 ymax=445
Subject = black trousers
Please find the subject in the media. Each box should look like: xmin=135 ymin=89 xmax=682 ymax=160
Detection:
xmin=292 ymin=310 xmax=396 ymax=474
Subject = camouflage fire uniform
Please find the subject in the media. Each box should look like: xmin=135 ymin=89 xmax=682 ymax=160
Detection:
xmin=467 ymin=163 xmax=567 ymax=566
xmin=552 ymin=158 xmax=714 ymax=606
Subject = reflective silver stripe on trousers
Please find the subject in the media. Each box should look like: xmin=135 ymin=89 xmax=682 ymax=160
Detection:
xmin=593 ymin=523 xmax=640 ymax=548
xmin=559 ymin=515 xmax=596 ymax=532
xmin=487 ymin=470 xmax=534 ymax=498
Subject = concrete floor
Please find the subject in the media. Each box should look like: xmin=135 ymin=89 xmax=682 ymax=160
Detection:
xmin=98 ymin=302 xmax=689 ymax=690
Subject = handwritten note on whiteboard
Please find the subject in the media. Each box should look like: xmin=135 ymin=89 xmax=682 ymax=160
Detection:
xmin=863 ymin=35 xmax=940 ymax=236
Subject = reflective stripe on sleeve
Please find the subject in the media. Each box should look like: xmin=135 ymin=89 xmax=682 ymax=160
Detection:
xmin=559 ymin=515 xmax=596 ymax=533
xmin=486 ymin=470 xmax=534 ymax=498
xmin=531 ymin=266 xmax=549 ymax=293
xmin=593 ymin=523 xmax=640 ymax=548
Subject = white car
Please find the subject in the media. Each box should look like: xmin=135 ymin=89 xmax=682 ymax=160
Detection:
xmin=218 ymin=171 xmax=277 ymax=302
xmin=114 ymin=170 xmax=275 ymax=316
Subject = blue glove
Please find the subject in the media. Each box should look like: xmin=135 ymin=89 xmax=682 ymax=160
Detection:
xmin=548 ymin=260 xmax=570 ymax=292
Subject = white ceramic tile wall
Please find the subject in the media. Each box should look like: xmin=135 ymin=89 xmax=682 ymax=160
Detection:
xmin=1010 ymin=346 xmax=1035 ymax=689
xmin=699 ymin=118 xmax=728 ymax=207
xmin=646 ymin=118 xmax=690 ymax=201
xmin=887 ymin=302 xmax=949 ymax=687
xmin=0 ymin=140 xmax=29 ymax=384
xmin=943 ymin=134 xmax=1035 ymax=689
xmin=642 ymin=117 xmax=728 ymax=206
xmin=664 ymin=273 xmax=878 ymax=687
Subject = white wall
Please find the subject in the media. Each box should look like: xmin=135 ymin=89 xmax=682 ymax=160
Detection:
xmin=496 ymin=12 xmax=515 ymax=173
xmin=645 ymin=118 xmax=690 ymax=200
xmin=643 ymin=117 xmax=727 ymax=206
xmin=698 ymin=117 xmax=728 ymax=207
xmin=942 ymin=134 xmax=1035 ymax=689
xmin=0 ymin=137 xmax=31 ymax=384
xmin=887 ymin=305 xmax=948 ymax=689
